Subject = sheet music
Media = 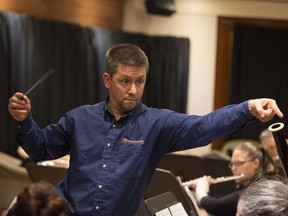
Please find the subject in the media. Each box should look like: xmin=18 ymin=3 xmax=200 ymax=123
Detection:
xmin=169 ymin=203 xmax=188 ymax=216
xmin=155 ymin=202 xmax=188 ymax=216
xmin=155 ymin=208 xmax=172 ymax=216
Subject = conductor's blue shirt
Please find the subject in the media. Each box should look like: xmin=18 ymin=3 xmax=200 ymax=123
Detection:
xmin=17 ymin=100 xmax=254 ymax=216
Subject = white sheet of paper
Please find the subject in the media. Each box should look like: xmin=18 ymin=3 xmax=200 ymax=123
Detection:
xmin=169 ymin=202 xmax=188 ymax=216
xmin=155 ymin=208 xmax=172 ymax=216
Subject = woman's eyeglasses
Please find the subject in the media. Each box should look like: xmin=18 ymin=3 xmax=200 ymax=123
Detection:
xmin=228 ymin=160 xmax=254 ymax=168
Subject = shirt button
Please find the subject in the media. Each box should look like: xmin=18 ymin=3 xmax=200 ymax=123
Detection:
xmin=112 ymin=124 xmax=116 ymax=128
xmin=98 ymin=185 xmax=102 ymax=188
xmin=107 ymin=143 xmax=111 ymax=147
xmin=95 ymin=206 xmax=100 ymax=210
xmin=103 ymin=164 xmax=107 ymax=168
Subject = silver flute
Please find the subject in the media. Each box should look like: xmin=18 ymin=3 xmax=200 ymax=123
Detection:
xmin=181 ymin=173 xmax=244 ymax=187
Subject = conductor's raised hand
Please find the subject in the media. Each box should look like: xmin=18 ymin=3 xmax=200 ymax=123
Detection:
xmin=248 ymin=98 xmax=284 ymax=122
xmin=8 ymin=92 xmax=31 ymax=122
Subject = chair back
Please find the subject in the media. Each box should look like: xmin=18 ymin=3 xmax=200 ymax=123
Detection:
xmin=25 ymin=163 xmax=66 ymax=186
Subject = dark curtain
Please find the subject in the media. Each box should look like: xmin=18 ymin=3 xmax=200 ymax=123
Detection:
xmin=0 ymin=12 xmax=189 ymax=156
xmin=228 ymin=24 xmax=288 ymax=141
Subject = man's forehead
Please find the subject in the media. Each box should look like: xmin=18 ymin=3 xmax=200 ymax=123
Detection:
xmin=117 ymin=65 xmax=146 ymax=76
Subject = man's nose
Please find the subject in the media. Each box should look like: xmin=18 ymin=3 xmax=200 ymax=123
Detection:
xmin=129 ymin=83 xmax=137 ymax=94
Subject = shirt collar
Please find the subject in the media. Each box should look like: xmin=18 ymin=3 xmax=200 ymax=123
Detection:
xmin=103 ymin=96 xmax=147 ymax=122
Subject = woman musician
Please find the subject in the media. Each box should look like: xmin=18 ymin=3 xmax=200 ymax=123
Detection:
xmin=190 ymin=141 xmax=278 ymax=216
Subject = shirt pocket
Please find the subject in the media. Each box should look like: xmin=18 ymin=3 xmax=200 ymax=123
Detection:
xmin=115 ymin=142 xmax=145 ymax=179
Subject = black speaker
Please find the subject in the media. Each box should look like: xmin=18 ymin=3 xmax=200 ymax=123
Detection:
xmin=145 ymin=0 xmax=176 ymax=16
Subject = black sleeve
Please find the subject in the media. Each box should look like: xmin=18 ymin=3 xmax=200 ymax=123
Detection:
xmin=200 ymin=190 xmax=241 ymax=216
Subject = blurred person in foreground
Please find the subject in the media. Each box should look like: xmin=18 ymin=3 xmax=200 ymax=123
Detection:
xmin=8 ymin=43 xmax=284 ymax=216
xmin=6 ymin=181 xmax=69 ymax=216
xmin=236 ymin=177 xmax=288 ymax=216
xmin=192 ymin=141 xmax=278 ymax=216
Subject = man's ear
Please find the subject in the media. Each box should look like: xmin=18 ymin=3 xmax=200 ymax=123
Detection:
xmin=103 ymin=72 xmax=111 ymax=88
xmin=254 ymin=158 xmax=261 ymax=168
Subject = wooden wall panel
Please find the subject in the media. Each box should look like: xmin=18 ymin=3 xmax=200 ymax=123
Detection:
xmin=0 ymin=0 xmax=125 ymax=29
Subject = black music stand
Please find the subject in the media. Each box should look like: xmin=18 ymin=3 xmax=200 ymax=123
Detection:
xmin=144 ymin=168 xmax=201 ymax=216
xmin=145 ymin=191 xmax=179 ymax=215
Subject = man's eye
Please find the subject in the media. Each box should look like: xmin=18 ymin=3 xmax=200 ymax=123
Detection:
xmin=136 ymin=80 xmax=144 ymax=85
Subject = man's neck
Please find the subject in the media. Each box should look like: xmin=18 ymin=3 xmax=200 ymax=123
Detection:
xmin=108 ymin=100 xmax=122 ymax=121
